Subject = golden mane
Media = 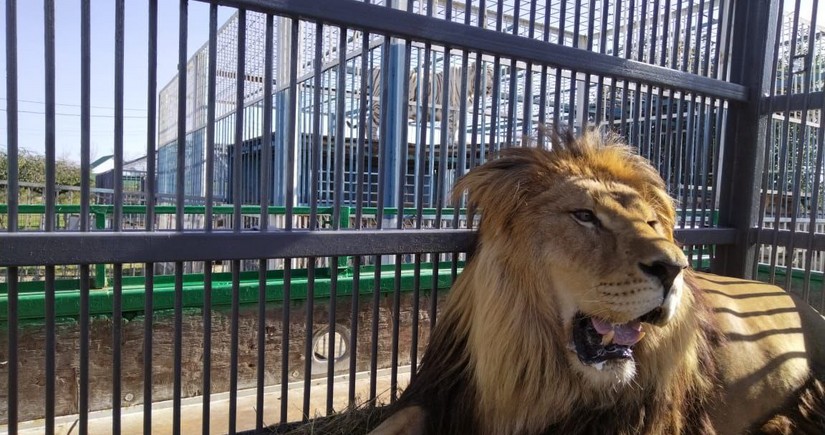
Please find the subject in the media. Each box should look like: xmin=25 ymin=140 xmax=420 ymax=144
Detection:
xmin=369 ymin=129 xmax=825 ymax=435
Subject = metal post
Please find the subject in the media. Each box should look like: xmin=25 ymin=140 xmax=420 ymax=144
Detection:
xmin=274 ymin=17 xmax=293 ymax=206
xmin=713 ymin=0 xmax=780 ymax=278
xmin=381 ymin=0 xmax=408 ymax=230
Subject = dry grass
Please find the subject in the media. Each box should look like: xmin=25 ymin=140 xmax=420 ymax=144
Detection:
xmin=267 ymin=403 xmax=394 ymax=435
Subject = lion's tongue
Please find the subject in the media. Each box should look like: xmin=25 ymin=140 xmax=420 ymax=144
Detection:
xmin=591 ymin=317 xmax=644 ymax=346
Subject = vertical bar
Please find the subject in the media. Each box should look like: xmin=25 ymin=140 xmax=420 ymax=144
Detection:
xmin=670 ymin=0 xmax=682 ymax=70
xmin=598 ymin=2 xmax=609 ymax=124
xmin=205 ymin=4 xmax=217 ymax=231
xmin=681 ymin=0 xmax=694 ymax=72
xmin=607 ymin=0 xmax=622 ymax=129
xmin=637 ymin=0 xmax=648 ymax=63
xmin=280 ymin=257 xmax=291 ymax=424
xmin=377 ymin=40 xmax=390 ymax=226
xmin=580 ymin=0 xmax=596 ymax=131
xmin=43 ymin=0 xmax=55 ymax=229
xmin=202 ymin=4 xmax=217 ymax=434
xmin=80 ymin=264 xmax=90 ymax=435
xmin=326 ymin=256 xmax=339 ymax=414
xmin=256 ymin=12 xmax=275 ymax=434
xmin=175 ymin=4 xmax=187 ymax=230
xmin=355 ymin=31 xmax=369 ymax=227
xmin=538 ymin=0 xmax=549 ymax=142
xmin=202 ymin=262 xmax=212 ymax=435
xmin=229 ymin=10 xmax=246 ymax=435
xmin=333 ymin=28 xmax=347 ymax=230
xmin=470 ymin=53 xmax=484 ymax=170
xmin=286 ymin=20 xmax=299 ymax=230
xmin=409 ymin=253 xmax=421 ymax=380
xmin=369 ymin=255 xmax=381 ymax=403
xmin=172 ymin=2 xmax=188 ymax=434
xmin=568 ymin=0 xmax=581 ymax=131
xmin=454 ymin=50 xmax=469 ymax=228
xmin=79 ymin=0 xmax=91 ymax=432
xmin=4 ymin=3 xmax=18 ymax=431
xmin=279 ymin=24 xmax=298 ymax=422
xmin=325 ymin=26 xmax=348 ymax=415
xmin=142 ymin=277 xmax=154 ymax=435
xmin=701 ymin=0 xmax=715 ymax=78
xmin=348 ymin=255 xmax=361 ymax=407
xmin=43 ymin=0 xmax=56 ymax=432
xmin=552 ymin=0 xmax=568 ymax=127
xmin=522 ymin=0 xmax=536 ymax=141
xmin=112 ymin=1 xmax=125 ymax=431
xmin=692 ymin=0 xmax=706 ymax=76
xmin=436 ymin=51 xmax=451 ymax=224
xmin=397 ymin=40 xmax=412 ymax=229
xmin=229 ymin=259 xmax=241 ymax=434
xmin=505 ymin=0 xmax=518 ymax=144
xmin=173 ymin=258 xmax=184 ymax=435
xmin=660 ymin=0 xmax=671 ymax=67
xmin=146 ymin=0 xmax=157 ymax=232
xmin=302 ymin=258 xmax=315 ymax=419
xmin=112 ymin=264 xmax=123 ymax=434
xmin=310 ymin=23 xmax=323 ymax=226
xmin=390 ymin=254 xmax=402 ymax=401
xmin=44 ymin=264 xmax=55 ymax=434
xmin=429 ymin=251 xmax=439 ymax=330
xmin=300 ymin=21 xmax=323 ymax=420
xmin=416 ymin=45 xmax=432 ymax=225
xmin=114 ymin=0 xmax=124 ymax=231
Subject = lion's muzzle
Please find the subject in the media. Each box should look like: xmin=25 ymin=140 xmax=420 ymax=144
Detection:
xmin=637 ymin=254 xmax=688 ymax=325
xmin=638 ymin=260 xmax=685 ymax=297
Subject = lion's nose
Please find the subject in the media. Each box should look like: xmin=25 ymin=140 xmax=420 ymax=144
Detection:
xmin=638 ymin=260 xmax=684 ymax=295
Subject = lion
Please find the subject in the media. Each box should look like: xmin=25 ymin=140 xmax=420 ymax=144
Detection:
xmin=370 ymin=129 xmax=825 ymax=435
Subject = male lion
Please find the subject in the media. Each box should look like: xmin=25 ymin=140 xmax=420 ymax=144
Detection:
xmin=372 ymin=130 xmax=825 ymax=434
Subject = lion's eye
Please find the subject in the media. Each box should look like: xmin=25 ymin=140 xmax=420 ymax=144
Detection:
xmin=647 ymin=220 xmax=658 ymax=228
xmin=572 ymin=209 xmax=599 ymax=226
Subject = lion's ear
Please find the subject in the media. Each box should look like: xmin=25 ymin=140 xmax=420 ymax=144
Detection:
xmin=452 ymin=147 xmax=549 ymax=230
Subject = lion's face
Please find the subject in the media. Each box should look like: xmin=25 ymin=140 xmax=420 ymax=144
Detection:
xmin=529 ymin=175 xmax=688 ymax=385
xmin=455 ymin=132 xmax=688 ymax=388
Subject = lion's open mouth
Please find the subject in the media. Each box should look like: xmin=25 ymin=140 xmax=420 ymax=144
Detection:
xmin=571 ymin=312 xmax=649 ymax=367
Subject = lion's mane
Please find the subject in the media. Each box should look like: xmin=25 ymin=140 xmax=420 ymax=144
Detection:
xmin=370 ymin=129 xmax=825 ymax=435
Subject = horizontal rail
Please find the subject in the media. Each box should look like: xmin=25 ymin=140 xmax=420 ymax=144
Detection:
xmin=201 ymin=0 xmax=748 ymax=102
xmin=762 ymin=91 xmax=825 ymax=114
xmin=0 ymin=204 xmax=467 ymax=216
xmin=0 ymin=228 xmax=729 ymax=267
xmin=752 ymin=228 xmax=825 ymax=252
xmin=676 ymin=227 xmax=737 ymax=245
xmin=0 ymin=230 xmax=476 ymax=266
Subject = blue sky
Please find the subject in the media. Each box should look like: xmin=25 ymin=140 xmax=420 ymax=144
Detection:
xmin=0 ymin=1 xmax=233 ymax=163
xmin=0 ymin=1 xmax=820 ymax=164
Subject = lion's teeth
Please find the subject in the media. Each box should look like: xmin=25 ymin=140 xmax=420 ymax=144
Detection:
xmin=601 ymin=329 xmax=615 ymax=345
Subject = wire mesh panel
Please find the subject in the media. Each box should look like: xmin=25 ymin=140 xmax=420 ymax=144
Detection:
xmin=0 ymin=0 xmax=769 ymax=434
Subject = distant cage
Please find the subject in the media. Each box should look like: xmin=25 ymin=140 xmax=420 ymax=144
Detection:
xmin=0 ymin=0 xmax=820 ymax=434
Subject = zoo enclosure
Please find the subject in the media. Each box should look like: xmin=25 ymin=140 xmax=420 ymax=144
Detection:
xmin=0 ymin=0 xmax=821 ymax=434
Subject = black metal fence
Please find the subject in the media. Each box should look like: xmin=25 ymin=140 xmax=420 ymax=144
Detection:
xmin=0 ymin=0 xmax=819 ymax=433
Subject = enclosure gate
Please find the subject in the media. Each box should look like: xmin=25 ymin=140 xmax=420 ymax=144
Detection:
xmin=0 ymin=0 xmax=805 ymax=433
